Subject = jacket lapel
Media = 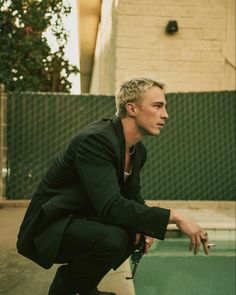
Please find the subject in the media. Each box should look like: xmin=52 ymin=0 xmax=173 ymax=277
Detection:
xmin=111 ymin=117 xmax=126 ymax=188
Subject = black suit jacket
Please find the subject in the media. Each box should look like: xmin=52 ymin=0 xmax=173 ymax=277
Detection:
xmin=17 ymin=117 xmax=170 ymax=269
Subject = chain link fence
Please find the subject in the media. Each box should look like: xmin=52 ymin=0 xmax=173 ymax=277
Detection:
xmin=5 ymin=90 xmax=236 ymax=200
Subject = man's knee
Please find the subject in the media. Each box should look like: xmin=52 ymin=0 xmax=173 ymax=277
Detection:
xmin=98 ymin=226 xmax=131 ymax=258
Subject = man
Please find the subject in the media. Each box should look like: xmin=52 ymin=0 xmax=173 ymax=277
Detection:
xmin=17 ymin=78 xmax=210 ymax=295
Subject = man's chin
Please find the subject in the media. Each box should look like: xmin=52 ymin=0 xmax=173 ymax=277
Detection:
xmin=139 ymin=127 xmax=160 ymax=136
xmin=147 ymin=129 xmax=161 ymax=136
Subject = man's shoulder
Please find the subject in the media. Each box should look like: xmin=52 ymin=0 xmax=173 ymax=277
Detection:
xmin=80 ymin=118 xmax=115 ymax=138
xmin=70 ymin=118 xmax=118 ymax=146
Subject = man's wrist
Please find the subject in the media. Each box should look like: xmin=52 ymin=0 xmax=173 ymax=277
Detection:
xmin=169 ymin=210 xmax=181 ymax=225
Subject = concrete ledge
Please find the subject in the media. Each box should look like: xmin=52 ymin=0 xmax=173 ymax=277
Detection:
xmin=1 ymin=200 xmax=235 ymax=231
xmin=146 ymin=200 xmax=235 ymax=209
xmin=0 ymin=199 xmax=235 ymax=209
xmin=0 ymin=199 xmax=30 ymax=207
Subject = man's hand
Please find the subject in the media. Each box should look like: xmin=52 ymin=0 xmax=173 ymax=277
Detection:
xmin=134 ymin=233 xmax=154 ymax=254
xmin=169 ymin=210 xmax=210 ymax=255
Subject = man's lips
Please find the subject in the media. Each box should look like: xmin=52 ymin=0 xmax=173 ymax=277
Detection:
xmin=157 ymin=123 xmax=165 ymax=128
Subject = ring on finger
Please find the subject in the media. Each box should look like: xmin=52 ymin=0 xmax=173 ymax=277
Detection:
xmin=200 ymin=231 xmax=208 ymax=242
xmin=145 ymin=238 xmax=151 ymax=244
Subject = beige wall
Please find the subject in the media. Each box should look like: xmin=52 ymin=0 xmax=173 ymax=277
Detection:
xmin=90 ymin=0 xmax=117 ymax=94
xmin=224 ymin=0 xmax=236 ymax=89
xmin=90 ymin=0 xmax=236 ymax=94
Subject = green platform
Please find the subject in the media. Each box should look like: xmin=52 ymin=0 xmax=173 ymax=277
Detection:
xmin=133 ymin=234 xmax=235 ymax=295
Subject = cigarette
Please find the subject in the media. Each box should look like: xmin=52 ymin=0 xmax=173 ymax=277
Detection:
xmin=207 ymin=243 xmax=216 ymax=247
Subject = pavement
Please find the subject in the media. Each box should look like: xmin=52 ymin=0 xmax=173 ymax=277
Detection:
xmin=0 ymin=200 xmax=235 ymax=295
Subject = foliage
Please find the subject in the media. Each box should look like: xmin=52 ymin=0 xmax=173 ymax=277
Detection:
xmin=0 ymin=0 xmax=79 ymax=92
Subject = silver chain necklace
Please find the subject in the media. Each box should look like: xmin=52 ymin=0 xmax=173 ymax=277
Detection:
xmin=129 ymin=145 xmax=136 ymax=156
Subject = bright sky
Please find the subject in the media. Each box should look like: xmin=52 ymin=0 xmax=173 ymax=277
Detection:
xmin=63 ymin=0 xmax=81 ymax=94
xmin=44 ymin=0 xmax=81 ymax=94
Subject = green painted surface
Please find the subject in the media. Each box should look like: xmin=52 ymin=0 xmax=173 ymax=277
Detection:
xmin=133 ymin=237 xmax=236 ymax=295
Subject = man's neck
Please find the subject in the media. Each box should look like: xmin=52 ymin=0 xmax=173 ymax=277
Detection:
xmin=121 ymin=117 xmax=143 ymax=150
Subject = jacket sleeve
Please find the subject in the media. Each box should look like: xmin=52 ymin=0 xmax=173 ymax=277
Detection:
xmin=75 ymin=133 xmax=170 ymax=240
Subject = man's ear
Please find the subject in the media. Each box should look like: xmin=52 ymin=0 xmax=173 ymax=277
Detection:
xmin=126 ymin=103 xmax=137 ymax=117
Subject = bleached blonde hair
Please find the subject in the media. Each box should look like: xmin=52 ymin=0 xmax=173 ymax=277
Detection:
xmin=115 ymin=77 xmax=165 ymax=118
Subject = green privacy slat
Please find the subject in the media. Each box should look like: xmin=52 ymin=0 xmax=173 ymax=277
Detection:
xmin=6 ymin=94 xmax=115 ymax=199
xmin=141 ymin=91 xmax=236 ymax=200
xmin=6 ymin=91 xmax=236 ymax=200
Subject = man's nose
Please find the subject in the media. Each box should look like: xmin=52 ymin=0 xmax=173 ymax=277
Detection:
xmin=162 ymin=107 xmax=169 ymax=119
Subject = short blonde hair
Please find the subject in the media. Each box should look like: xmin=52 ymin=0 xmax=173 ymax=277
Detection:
xmin=115 ymin=77 xmax=165 ymax=118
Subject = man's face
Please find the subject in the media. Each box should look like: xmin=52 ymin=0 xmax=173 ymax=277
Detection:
xmin=134 ymin=86 xmax=169 ymax=136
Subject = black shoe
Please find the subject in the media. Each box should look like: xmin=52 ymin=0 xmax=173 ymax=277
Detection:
xmin=84 ymin=288 xmax=116 ymax=295
xmin=48 ymin=266 xmax=77 ymax=295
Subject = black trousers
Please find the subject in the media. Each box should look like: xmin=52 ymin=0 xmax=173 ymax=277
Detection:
xmin=53 ymin=218 xmax=135 ymax=294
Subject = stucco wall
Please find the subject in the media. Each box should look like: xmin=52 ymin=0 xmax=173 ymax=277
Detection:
xmin=90 ymin=0 xmax=117 ymax=95
xmin=90 ymin=0 xmax=236 ymax=94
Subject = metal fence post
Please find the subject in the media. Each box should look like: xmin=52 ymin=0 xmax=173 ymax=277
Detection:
xmin=0 ymin=84 xmax=7 ymax=199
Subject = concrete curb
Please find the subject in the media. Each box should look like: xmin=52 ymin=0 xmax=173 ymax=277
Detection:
xmin=0 ymin=199 xmax=235 ymax=209
xmin=146 ymin=200 xmax=236 ymax=209
xmin=0 ymin=199 xmax=30 ymax=207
